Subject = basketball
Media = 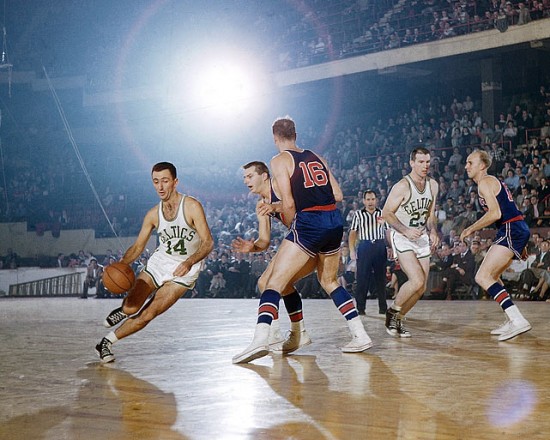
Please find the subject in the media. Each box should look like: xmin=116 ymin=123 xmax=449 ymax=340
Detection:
xmin=102 ymin=262 xmax=135 ymax=294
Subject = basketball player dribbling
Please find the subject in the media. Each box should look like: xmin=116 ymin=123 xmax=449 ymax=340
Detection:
xmin=95 ymin=162 xmax=213 ymax=363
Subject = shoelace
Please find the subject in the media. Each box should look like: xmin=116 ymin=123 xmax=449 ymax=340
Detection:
xmin=110 ymin=310 xmax=127 ymax=322
xmin=100 ymin=341 xmax=111 ymax=355
xmin=495 ymin=320 xmax=510 ymax=330
xmin=397 ymin=317 xmax=408 ymax=330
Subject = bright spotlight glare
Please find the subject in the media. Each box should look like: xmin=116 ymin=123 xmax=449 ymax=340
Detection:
xmin=196 ymin=63 xmax=255 ymax=110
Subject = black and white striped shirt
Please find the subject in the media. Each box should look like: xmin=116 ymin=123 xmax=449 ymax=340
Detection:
xmin=350 ymin=208 xmax=385 ymax=241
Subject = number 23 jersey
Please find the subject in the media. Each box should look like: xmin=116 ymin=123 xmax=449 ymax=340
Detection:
xmin=156 ymin=195 xmax=201 ymax=261
xmin=395 ymin=175 xmax=434 ymax=230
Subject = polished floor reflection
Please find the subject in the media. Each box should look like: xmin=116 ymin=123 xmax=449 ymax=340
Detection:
xmin=1 ymin=298 xmax=549 ymax=439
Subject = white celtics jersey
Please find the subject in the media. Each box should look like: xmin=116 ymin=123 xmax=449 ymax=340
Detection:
xmin=156 ymin=195 xmax=201 ymax=261
xmin=395 ymin=175 xmax=433 ymax=230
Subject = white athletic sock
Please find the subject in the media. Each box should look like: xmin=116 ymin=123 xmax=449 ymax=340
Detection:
xmin=290 ymin=320 xmax=305 ymax=332
xmin=348 ymin=316 xmax=368 ymax=338
xmin=251 ymin=323 xmax=270 ymax=344
xmin=390 ymin=302 xmax=402 ymax=312
xmin=106 ymin=331 xmax=118 ymax=344
xmin=504 ymin=305 xmax=525 ymax=322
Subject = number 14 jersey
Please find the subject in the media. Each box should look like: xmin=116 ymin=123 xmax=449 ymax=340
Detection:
xmin=156 ymin=195 xmax=201 ymax=261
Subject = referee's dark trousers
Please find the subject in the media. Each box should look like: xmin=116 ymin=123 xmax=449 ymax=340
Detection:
xmin=355 ymin=239 xmax=387 ymax=314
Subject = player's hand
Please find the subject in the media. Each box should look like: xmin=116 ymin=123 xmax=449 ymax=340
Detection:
xmin=404 ymin=227 xmax=423 ymax=241
xmin=429 ymin=230 xmax=440 ymax=253
xmin=459 ymin=228 xmax=472 ymax=244
xmin=257 ymin=202 xmax=275 ymax=217
xmin=173 ymin=260 xmax=193 ymax=277
xmin=232 ymin=237 xmax=255 ymax=253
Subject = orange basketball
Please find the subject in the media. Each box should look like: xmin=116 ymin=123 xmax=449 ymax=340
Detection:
xmin=102 ymin=262 xmax=135 ymax=294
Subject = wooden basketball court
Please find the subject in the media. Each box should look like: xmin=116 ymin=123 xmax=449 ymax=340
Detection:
xmin=1 ymin=298 xmax=548 ymax=439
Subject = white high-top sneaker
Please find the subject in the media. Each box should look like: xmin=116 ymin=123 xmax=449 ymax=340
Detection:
xmin=491 ymin=319 xmax=512 ymax=335
xmin=498 ymin=317 xmax=531 ymax=341
xmin=273 ymin=320 xmax=311 ymax=354
xmin=232 ymin=323 xmax=270 ymax=364
xmin=498 ymin=306 xmax=532 ymax=341
xmin=342 ymin=317 xmax=373 ymax=353
xmin=268 ymin=319 xmax=285 ymax=349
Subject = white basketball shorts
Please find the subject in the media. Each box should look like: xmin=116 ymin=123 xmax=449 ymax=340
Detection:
xmin=390 ymin=230 xmax=431 ymax=259
xmin=143 ymin=250 xmax=204 ymax=289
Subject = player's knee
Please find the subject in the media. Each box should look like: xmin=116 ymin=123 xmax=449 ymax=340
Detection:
xmin=474 ymin=272 xmax=489 ymax=289
xmin=122 ymin=295 xmax=146 ymax=315
xmin=122 ymin=302 xmax=141 ymax=315
xmin=409 ymin=278 xmax=425 ymax=294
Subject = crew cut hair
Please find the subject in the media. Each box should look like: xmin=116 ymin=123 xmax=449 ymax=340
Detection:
xmin=243 ymin=161 xmax=270 ymax=177
xmin=152 ymin=162 xmax=177 ymax=179
xmin=272 ymin=116 xmax=297 ymax=141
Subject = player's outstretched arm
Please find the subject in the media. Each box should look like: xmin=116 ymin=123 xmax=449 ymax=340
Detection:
xmin=232 ymin=202 xmax=272 ymax=253
xmin=121 ymin=206 xmax=157 ymax=265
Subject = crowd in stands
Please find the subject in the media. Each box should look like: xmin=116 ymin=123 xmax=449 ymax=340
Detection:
xmin=269 ymin=0 xmax=550 ymax=70
xmin=2 ymin=0 xmax=550 ymax=300
xmin=2 ymin=79 xmax=550 ymax=300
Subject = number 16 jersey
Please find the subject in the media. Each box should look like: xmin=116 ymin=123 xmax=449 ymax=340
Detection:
xmin=286 ymin=149 xmax=336 ymax=212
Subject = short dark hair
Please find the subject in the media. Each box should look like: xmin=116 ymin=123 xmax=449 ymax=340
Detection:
xmin=272 ymin=117 xmax=297 ymax=141
xmin=152 ymin=162 xmax=177 ymax=179
xmin=410 ymin=147 xmax=430 ymax=161
xmin=363 ymin=189 xmax=377 ymax=198
xmin=243 ymin=161 xmax=270 ymax=177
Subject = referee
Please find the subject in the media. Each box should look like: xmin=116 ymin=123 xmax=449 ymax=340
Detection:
xmin=349 ymin=190 xmax=388 ymax=315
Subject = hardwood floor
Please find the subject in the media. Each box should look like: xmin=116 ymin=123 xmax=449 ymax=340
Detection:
xmin=0 ymin=298 xmax=548 ymax=439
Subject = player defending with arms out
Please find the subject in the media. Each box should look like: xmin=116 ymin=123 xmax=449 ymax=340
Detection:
xmin=460 ymin=150 xmax=531 ymax=341
xmin=382 ymin=147 xmax=439 ymax=337
xmin=95 ymin=162 xmax=213 ymax=363
xmin=233 ymin=117 xmax=372 ymax=364
xmin=232 ymin=161 xmax=318 ymax=355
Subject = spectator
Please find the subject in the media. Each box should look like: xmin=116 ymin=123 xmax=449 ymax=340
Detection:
xmin=503 ymin=120 xmax=518 ymax=148
xmin=438 ymin=241 xmax=476 ymax=300
xmin=517 ymin=2 xmax=532 ymax=24
xmin=504 ymin=169 xmax=520 ymax=190
xmin=81 ymin=258 xmax=103 ymax=299
xmin=57 ymin=253 xmax=65 ymax=268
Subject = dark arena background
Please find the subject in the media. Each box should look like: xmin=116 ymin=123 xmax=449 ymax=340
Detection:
xmin=1 ymin=1 xmax=550 ymax=439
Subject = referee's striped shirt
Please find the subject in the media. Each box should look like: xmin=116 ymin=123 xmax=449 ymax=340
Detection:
xmin=350 ymin=208 xmax=385 ymax=241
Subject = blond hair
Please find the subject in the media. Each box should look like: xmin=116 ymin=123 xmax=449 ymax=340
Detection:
xmin=472 ymin=149 xmax=492 ymax=169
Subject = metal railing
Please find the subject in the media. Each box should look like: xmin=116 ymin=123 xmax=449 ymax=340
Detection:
xmin=8 ymin=272 xmax=83 ymax=297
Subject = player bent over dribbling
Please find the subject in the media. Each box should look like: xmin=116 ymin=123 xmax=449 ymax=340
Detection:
xmin=95 ymin=162 xmax=213 ymax=363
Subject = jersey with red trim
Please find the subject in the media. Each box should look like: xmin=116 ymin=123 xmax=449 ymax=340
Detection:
xmin=479 ymin=179 xmax=522 ymax=228
xmin=269 ymin=179 xmax=284 ymax=223
xmin=286 ymin=149 xmax=335 ymax=212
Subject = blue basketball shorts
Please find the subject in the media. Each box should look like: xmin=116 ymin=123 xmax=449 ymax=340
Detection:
xmin=285 ymin=209 xmax=343 ymax=258
xmin=493 ymin=220 xmax=530 ymax=260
